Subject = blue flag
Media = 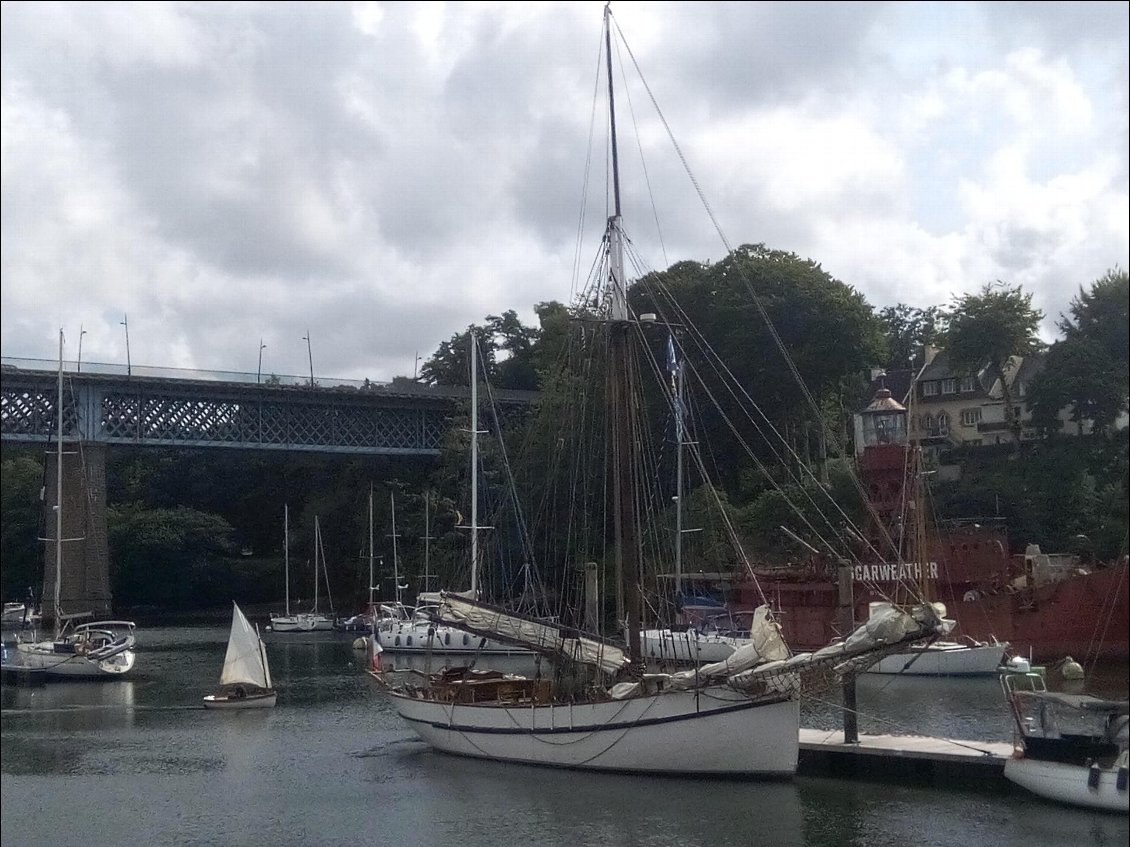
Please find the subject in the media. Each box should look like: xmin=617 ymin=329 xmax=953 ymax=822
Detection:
xmin=665 ymin=335 xmax=678 ymax=393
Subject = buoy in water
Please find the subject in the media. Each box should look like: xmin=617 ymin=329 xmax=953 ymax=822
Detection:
xmin=1061 ymin=656 xmax=1085 ymax=681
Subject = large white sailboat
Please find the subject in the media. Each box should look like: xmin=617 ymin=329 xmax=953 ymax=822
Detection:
xmin=16 ymin=329 xmax=137 ymax=679
xmin=379 ymin=6 xmax=951 ymax=777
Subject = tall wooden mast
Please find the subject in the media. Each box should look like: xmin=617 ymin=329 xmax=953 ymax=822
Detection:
xmin=604 ymin=4 xmax=641 ymax=666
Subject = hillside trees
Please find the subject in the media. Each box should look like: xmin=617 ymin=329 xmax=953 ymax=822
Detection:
xmin=629 ymin=244 xmax=885 ymax=493
xmin=1029 ymin=269 xmax=1129 ymax=435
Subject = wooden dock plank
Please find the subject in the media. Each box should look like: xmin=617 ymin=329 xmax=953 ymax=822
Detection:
xmin=798 ymin=728 xmax=1016 ymax=784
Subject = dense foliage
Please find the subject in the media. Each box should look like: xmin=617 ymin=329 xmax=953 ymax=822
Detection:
xmin=2 ymin=263 xmax=1126 ymax=611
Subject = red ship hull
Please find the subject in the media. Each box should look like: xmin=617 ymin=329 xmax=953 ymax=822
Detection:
xmin=743 ymin=560 xmax=1128 ymax=663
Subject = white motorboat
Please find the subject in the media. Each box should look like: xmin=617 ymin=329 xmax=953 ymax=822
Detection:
xmin=204 ymin=602 xmax=276 ymax=709
xmin=1001 ymin=665 xmax=1128 ymax=813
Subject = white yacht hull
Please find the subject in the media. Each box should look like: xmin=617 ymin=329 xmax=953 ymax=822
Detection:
xmin=641 ymin=628 xmax=743 ymax=664
xmin=389 ymin=687 xmax=799 ymax=775
xmin=1004 ymin=757 xmax=1130 ymax=813
xmin=15 ymin=643 xmax=136 ymax=678
xmin=269 ymin=614 xmax=334 ymax=633
xmin=865 ymin=641 xmax=1008 ymax=676
xmin=376 ymin=621 xmax=534 ymax=655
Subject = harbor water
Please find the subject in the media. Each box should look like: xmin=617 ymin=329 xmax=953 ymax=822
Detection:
xmin=2 ymin=624 xmax=1127 ymax=847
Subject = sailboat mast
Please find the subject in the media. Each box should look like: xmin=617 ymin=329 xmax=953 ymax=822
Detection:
xmin=313 ymin=516 xmax=320 ymax=613
xmin=390 ymin=493 xmax=402 ymax=607
xmin=284 ymin=504 xmax=291 ymax=616
xmin=605 ymin=6 xmax=641 ymax=665
xmin=424 ymin=490 xmax=432 ymax=593
xmin=53 ymin=328 xmax=64 ymax=639
xmin=674 ymin=358 xmax=685 ymax=596
xmin=368 ymin=485 xmax=375 ymax=611
xmin=470 ymin=332 xmax=480 ymax=597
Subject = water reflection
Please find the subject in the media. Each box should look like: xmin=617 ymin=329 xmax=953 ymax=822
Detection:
xmin=2 ymin=626 xmax=1127 ymax=847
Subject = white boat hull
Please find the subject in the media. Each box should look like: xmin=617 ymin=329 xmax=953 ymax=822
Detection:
xmin=866 ymin=642 xmax=1008 ymax=676
xmin=1005 ymin=756 xmax=1130 ymax=813
xmin=376 ymin=622 xmax=534 ymax=655
xmin=203 ymin=691 xmax=277 ymax=710
xmin=389 ymin=687 xmax=799 ymax=775
xmin=641 ymin=628 xmax=743 ymax=664
xmin=15 ymin=643 xmax=136 ymax=678
xmin=269 ymin=614 xmax=334 ymax=632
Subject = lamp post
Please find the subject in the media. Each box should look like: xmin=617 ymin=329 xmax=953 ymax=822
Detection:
xmin=257 ymin=339 xmax=267 ymax=384
xmin=77 ymin=325 xmax=87 ymax=373
xmin=301 ymin=331 xmax=315 ymax=387
xmin=414 ymin=351 xmax=422 ymax=381
xmin=121 ymin=314 xmax=131 ymax=376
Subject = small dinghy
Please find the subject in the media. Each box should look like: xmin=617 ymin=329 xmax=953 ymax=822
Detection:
xmin=204 ymin=603 xmax=277 ymax=710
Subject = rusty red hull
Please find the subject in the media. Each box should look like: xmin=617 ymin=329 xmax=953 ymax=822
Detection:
xmin=745 ymin=561 xmax=1128 ymax=663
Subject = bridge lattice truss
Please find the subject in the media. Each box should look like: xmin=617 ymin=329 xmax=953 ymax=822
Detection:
xmin=0 ymin=372 xmax=530 ymax=455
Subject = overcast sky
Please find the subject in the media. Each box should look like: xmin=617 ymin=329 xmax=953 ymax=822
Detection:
xmin=2 ymin=1 xmax=1127 ymax=382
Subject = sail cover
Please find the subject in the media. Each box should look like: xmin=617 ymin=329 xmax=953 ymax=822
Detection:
xmin=219 ymin=603 xmax=270 ymax=689
xmin=430 ymin=593 xmax=630 ymax=675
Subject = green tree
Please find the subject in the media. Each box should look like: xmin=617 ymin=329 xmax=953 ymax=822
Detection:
xmin=943 ymin=283 xmax=1044 ymax=446
xmin=108 ymin=505 xmax=237 ymax=609
xmin=877 ymin=303 xmax=943 ymax=372
xmin=630 ymin=244 xmax=886 ymax=490
xmin=1030 ymin=269 xmax=1129 ymax=435
xmin=0 ymin=452 xmax=44 ymax=602
xmin=420 ymin=325 xmax=497 ymax=387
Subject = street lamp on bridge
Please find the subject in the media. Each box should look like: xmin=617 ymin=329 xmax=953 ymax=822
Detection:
xmin=121 ymin=314 xmax=131 ymax=376
xmin=257 ymin=339 xmax=266 ymax=384
xmin=301 ymin=331 xmax=315 ymax=388
xmin=77 ymin=324 xmax=87 ymax=373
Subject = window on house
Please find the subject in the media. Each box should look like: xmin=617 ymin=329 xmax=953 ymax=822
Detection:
xmin=937 ymin=412 xmax=950 ymax=435
xmin=922 ymin=381 xmax=939 ymax=397
xmin=941 ymin=378 xmax=956 ymax=394
xmin=960 ymin=377 xmax=975 ymax=392
xmin=922 ymin=413 xmax=934 ymax=434
xmin=960 ymin=408 xmax=982 ymax=426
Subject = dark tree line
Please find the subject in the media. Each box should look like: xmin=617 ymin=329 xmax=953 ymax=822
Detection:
xmin=2 ymin=256 xmax=1126 ymax=609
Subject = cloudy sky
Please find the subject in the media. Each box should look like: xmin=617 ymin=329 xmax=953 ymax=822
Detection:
xmin=2 ymin=1 xmax=1127 ymax=382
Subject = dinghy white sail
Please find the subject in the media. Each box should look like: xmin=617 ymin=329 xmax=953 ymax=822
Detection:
xmin=204 ymin=603 xmax=276 ymax=709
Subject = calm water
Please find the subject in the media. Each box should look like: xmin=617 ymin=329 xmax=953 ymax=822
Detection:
xmin=2 ymin=626 xmax=1127 ymax=847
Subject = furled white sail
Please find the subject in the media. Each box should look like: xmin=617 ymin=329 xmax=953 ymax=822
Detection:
xmin=431 ymin=593 xmax=630 ymax=675
xmin=219 ymin=603 xmax=270 ymax=689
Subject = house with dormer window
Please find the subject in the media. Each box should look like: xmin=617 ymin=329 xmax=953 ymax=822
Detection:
xmin=852 ymin=347 xmax=1086 ymax=466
